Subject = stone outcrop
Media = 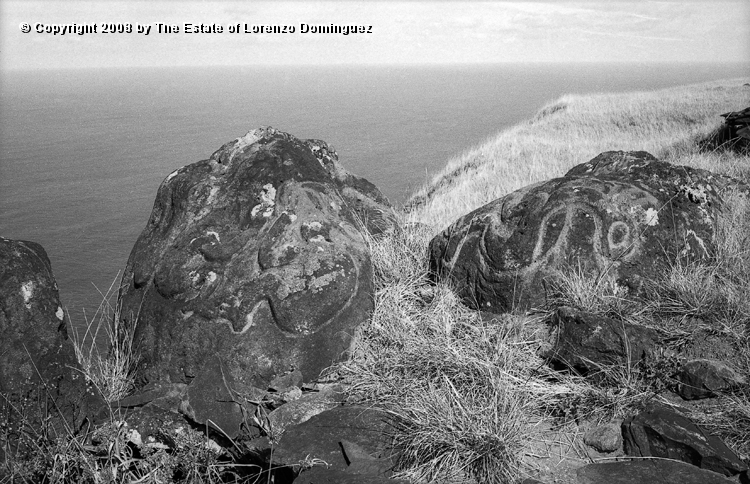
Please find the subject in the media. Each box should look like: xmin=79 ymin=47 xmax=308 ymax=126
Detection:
xmin=118 ymin=127 xmax=391 ymax=407
xmin=430 ymin=151 xmax=748 ymax=312
xmin=622 ymin=403 xmax=747 ymax=477
xmin=700 ymin=106 xmax=750 ymax=153
xmin=545 ymin=307 xmax=658 ymax=377
xmin=577 ymin=459 xmax=738 ymax=484
xmin=0 ymin=237 xmax=103 ymax=461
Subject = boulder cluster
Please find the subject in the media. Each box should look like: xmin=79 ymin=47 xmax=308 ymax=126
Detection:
xmin=2 ymin=124 xmax=749 ymax=483
xmin=700 ymin=106 xmax=750 ymax=153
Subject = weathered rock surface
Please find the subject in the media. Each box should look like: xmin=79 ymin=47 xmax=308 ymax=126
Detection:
xmin=675 ymin=359 xmax=747 ymax=400
xmin=430 ymin=151 xmax=748 ymax=311
xmin=0 ymin=237 xmax=103 ymax=461
xmin=577 ymin=459 xmax=737 ymax=484
xmin=294 ymin=466 xmax=409 ymax=484
xmin=266 ymin=383 xmax=345 ymax=437
xmin=118 ymin=127 xmax=391 ymax=402
xmin=546 ymin=307 xmax=658 ymax=377
xmin=271 ymin=406 xmax=398 ymax=480
xmin=622 ymin=403 xmax=747 ymax=476
xmin=583 ymin=421 xmax=623 ymax=453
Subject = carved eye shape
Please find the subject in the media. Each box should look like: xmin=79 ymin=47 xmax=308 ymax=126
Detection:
xmin=607 ymin=221 xmax=635 ymax=259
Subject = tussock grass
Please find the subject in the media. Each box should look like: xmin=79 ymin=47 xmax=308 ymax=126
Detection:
xmin=341 ymin=219 xmax=536 ymax=483
xmin=9 ymin=78 xmax=749 ymax=483
xmin=70 ymin=275 xmax=138 ymax=403
xmin=340 ymin=77 xmax=750 ymax=483
xmin=339 ymin=217 xmax=598 ymax=483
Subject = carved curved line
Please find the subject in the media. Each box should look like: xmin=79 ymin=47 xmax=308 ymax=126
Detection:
xmin=230 ymin=298 xmax=271 ymax=335
xmin=532 ymin=204 xmax=567 ymax=263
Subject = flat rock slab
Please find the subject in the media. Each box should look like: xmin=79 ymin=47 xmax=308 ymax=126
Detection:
xmin=430 ymin=151 xmax=748 ymax=311
xmin=267 ymin=384 xmax=345 ymax=437
xmin=577 ymin=459 xmax=737 ymax=484
xmin=119 ymin=127 xmax=392 ymax=394
xmin=622 ymin=403 xmax=747 ymax=476
xmin=294 ymin=466 xmax=409 ymax=484
xmin=272 ymin=405 xmax=397 ymax=477
xmin=546 ymin=307 xmax=658 ymax=377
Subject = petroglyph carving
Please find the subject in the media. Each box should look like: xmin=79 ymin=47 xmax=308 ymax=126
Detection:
xmin=430 ymin=151 xmax=746 ymax=312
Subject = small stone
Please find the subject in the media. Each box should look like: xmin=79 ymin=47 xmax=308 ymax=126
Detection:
xmin=583 ymin=422 xmax=622 ymax=453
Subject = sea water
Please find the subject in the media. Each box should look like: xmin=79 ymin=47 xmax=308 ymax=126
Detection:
xmin=1 ymin=63 xmax=748 ymax=329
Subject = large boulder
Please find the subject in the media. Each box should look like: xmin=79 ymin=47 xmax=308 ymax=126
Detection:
xmin=118 ymin=127 xmax=391 ymax=397
xmin=430 ymin=151 xmax=747 ymax=312
xmin=0 ymin=237 xmax=103 ymax=461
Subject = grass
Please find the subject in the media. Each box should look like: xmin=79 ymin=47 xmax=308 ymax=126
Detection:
xmin=3 ymin=277 xmax=275 ymax=483
xmin=70 ymin=275 xmax=138 ymax=404
xmin=340 ymin=77 xmax=750 ymax=483
xmin=4 ymin=78 xmax=749 ymax=483
xmin=407 ymin=78 xmax=750 ymax=231
xmin=340 ymin=218 xmax=553 ymax=483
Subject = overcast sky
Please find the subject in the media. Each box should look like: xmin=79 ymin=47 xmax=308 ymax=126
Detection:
xmin=1 ymin=1 xmax=748 ymax=70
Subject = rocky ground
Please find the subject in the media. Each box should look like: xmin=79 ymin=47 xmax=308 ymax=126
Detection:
xmin=2 ymin=96 xmax=750 ymax=483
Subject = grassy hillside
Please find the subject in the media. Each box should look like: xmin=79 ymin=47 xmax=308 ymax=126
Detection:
xmin=11 ymin=78 xmax=749 ymax=483
xmin=342 ymin=78 xmax=750 ymax=483
xmin=407 ymin=78 xmax=750 ymax=230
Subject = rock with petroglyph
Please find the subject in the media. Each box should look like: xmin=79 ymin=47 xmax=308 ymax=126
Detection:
xmin=429 ymin=151 xmax=748 ymax=311
xmin=118 ymin=127 xmax=391 ymax=396
xmin=0 ymin=237 xmax=104 ymax=461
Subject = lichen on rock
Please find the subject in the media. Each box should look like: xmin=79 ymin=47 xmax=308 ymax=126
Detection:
xmin=118 ymin=127 xmax=393 ymax=409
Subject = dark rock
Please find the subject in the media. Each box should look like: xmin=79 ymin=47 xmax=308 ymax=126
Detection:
xmin=675 ymin=359 xmax=747 ymax=400
xmin=430 ymin=151 xmax=748 ymax=312
xmin=179 ymin=357 xmax=247 ymax=438
xmin=272 ymin=406 xmax=397 ymax=477
xmin=118 ymin=127 xmax=391 ymax=396
xmin=622 ymin=403 xmax=747 ymax=476
xmin=0 ymin=237 xmax=104 ymax=462
xmin=577 ymin=459 xmax=737 ymax=484
xmin=701 ymin=107 xmax=750 ymax=153
xmin=546 ymin=307 xmax=658 ymax=377
xmin=583 ymin=421 xmax=623 ymax=453
xmin=114 ymin=404 xmax=189 ymax=453
xmin=294 ymin=466 xmax=409 ymax=484
xmin=266 ymin=383 xmax=345 ymax=437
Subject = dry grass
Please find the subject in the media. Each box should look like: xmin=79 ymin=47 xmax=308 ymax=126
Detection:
xmin=9 ymin=78 xmax=749 ymax=484
xmin=340 ymin=77 xmax=750 ymax=483
xmin=70 ymin=274 xmax=138 ymax=403
xmin=339 ymin=218 xmax=548 ymax=483
xmin=407 ymin=78 xmax=750 ymax=231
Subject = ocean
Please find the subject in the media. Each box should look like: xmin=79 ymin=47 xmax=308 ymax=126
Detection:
xmin=1 ymin=63 xmax=748 ymax=330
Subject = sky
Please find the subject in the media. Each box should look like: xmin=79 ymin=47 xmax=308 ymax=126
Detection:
xmin=1 ymin=0 xmax=749 ymax=70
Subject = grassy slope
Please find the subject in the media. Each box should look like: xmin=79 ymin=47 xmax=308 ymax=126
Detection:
xmin=407 ymin=78 xmax=750 ymax=231
xmin=341 ymin=78 xmax=750 ymax=484
xmin=13 ymin=78 xmax=749 ymax=483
